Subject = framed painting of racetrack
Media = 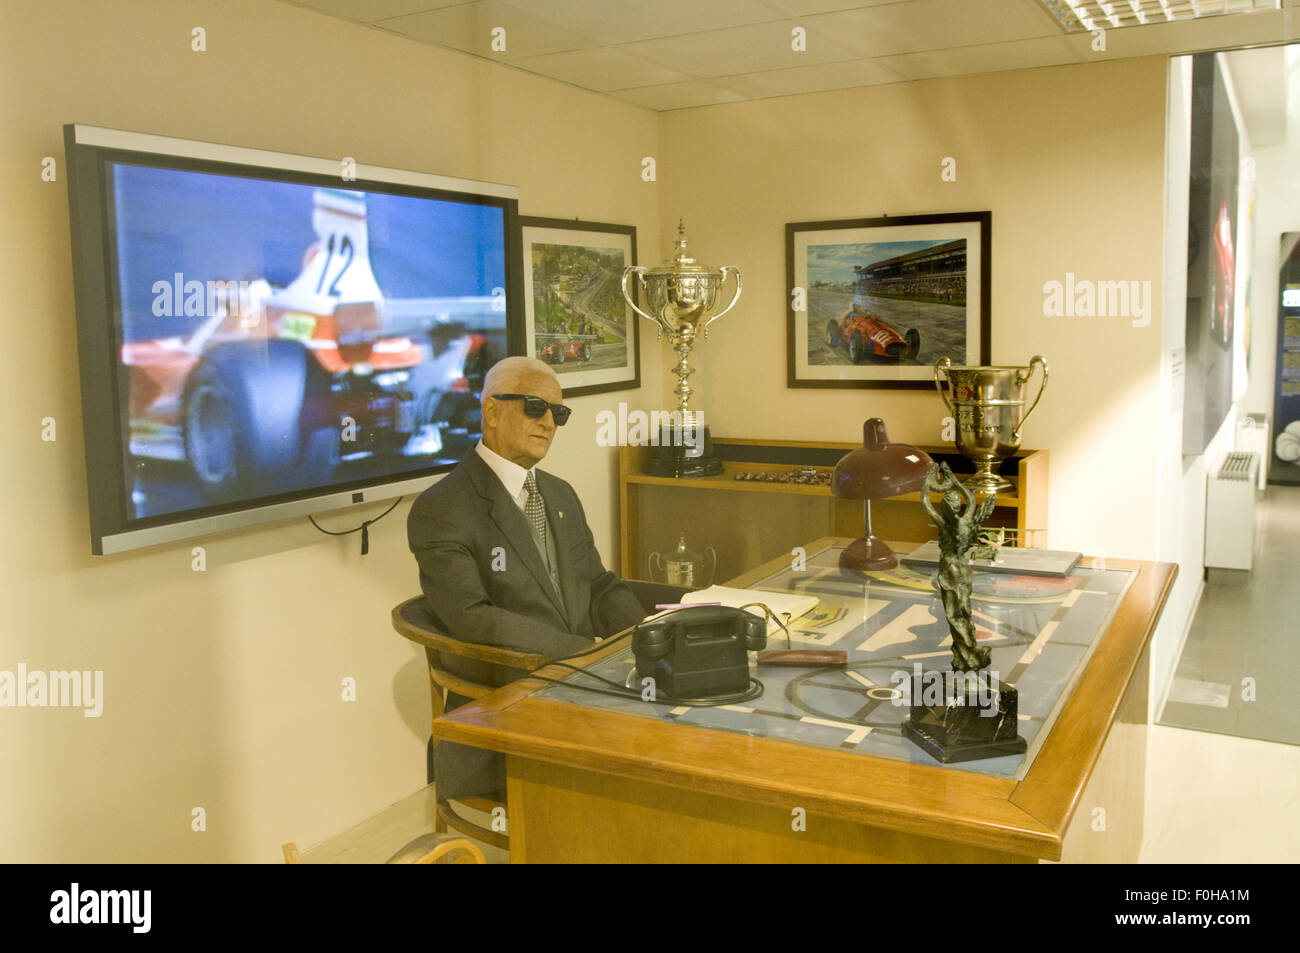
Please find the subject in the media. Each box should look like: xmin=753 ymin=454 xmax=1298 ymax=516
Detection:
xmin=786 ymin=211 xmax=991 ymax=389
xmin=520 ymin=217 xmax=641 ymax=398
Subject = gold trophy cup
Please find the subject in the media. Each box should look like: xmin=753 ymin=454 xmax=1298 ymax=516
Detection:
xmin=934 ymin=356 xmax=1048 ymax=495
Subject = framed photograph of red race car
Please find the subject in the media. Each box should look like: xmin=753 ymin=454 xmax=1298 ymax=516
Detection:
xmin=520 ymin=217 xmax=640 ymax=398
xmin=786 ymin=211 xmax=990 ymax=389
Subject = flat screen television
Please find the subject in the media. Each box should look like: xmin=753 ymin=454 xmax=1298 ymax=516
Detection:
xmin=64 ymin=125 xmax=523 ymax=554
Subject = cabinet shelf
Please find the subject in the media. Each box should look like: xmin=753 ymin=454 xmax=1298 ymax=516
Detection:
xmin=624 ymin=461 xmax=1022 ymax=507
xmin=618 ymin=437 xmax=1047 ymax=583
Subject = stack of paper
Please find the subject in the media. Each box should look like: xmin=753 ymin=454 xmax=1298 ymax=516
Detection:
xmin=680 ymin=585 xmax=820 ymax=636
xmin=901 ymin=541 xmax=1081 ymax=577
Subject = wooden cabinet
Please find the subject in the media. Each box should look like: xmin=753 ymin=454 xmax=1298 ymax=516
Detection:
xmin=618 ymin=438 xmax=1047 ymax=582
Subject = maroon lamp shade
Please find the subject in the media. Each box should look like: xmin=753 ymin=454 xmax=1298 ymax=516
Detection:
xmin=832 ymin=418 xmax=933 ymax=572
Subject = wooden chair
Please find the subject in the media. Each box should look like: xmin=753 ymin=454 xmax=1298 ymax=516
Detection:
xmin=281 ymin=833 xmax=485 ymax=864
xmin=391 ymin=596 xmax=543 ymax=851
xmin=390 ymin=580 xmax=688 ymax=853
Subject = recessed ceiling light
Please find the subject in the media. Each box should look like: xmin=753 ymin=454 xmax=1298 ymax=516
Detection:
xmin=1037 ymin=0 xmax=1280 ymax=33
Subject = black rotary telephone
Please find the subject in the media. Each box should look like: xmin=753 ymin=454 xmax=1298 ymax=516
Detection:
xmin=632 ymin=605 xmax=767 ymax=700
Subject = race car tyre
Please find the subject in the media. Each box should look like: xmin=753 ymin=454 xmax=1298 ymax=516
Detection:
xmin=580 ymin=344 xmax=591 ymax=362
xmin=905 ymin=328 xmax=921 ymax=360
xmin=297 ymin=425 xmax=340 ymax=486
xmin=848 ymin=330 xmax=865 ymax=364
xmin=183 ymin=339 xmax=312 ymax=499
xmin=463 ymin=337 xmax=495 ymax=394
xmin=555 ymin=348 xmax=565 ymax=364
xmin=826 ymin=320 xmax=839 ymax=351
xmin=431 ymin=391 xmax=479 ymax=431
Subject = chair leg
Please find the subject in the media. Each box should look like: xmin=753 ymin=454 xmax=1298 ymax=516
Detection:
xmin=431 ymin=737 xmax=448 ymax=833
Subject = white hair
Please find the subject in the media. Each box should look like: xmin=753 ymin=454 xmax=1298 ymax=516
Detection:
xmin=481 ymin=356 xmax=559 ymax=408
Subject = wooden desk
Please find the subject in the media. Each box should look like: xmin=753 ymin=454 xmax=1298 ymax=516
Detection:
xmin=433 ymin=540 xmax=1175 ymax=863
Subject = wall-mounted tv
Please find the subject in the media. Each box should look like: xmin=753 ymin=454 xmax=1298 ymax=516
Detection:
xmin=1183 ymin=53 xmax=1240 ymax=457
xmin=64 ymin=125 xmax=523 ymax=555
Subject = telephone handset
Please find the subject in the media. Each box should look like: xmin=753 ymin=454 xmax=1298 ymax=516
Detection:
xmin=632 ymin=605 xmax=767 ymax=700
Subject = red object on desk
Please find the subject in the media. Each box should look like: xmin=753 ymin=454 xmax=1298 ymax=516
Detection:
xmin=756 ymin=650 xmax=848 ymax=667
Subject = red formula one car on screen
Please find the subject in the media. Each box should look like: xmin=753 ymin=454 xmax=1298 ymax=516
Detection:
xmin=826 ymin=310 xmax=921 ymax=363
xmin=123 ymin=189 xmax=497 ymax=500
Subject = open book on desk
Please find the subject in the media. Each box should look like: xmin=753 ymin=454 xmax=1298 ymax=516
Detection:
xmin=679 ymin=585 xmax=819 ymax=636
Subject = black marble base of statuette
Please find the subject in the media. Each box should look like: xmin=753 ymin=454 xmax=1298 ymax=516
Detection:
xmin=902 ymin=672 xmax=1028 ymax=764
xmin=644 ymin=423 xmax=724 ymax=479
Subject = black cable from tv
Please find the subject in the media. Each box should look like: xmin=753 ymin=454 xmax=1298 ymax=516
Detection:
xmin=308 ymin=496 xmax=403 ymax=555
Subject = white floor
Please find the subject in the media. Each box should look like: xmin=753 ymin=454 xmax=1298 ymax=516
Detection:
xmin=1141 ymin=723 xmax=1300 ymax=862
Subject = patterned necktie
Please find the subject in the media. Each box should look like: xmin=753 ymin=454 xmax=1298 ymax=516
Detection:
xmin=524 ymin=470 xmax=548 ymax=552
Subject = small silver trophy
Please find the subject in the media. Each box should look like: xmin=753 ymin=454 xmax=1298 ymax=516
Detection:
xmin=934 ymin=356 xmax=1049 ymax=495
xmin=649 ymin=534 xmax=717 ymax=588
xmin=622 ymin=220 xmax=741 ymax=477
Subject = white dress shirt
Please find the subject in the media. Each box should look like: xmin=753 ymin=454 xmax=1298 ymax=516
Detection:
xmin=475 ymin=440 xmax=533 ymax=513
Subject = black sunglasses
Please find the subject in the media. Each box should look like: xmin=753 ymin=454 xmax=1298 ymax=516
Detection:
xmin=492 ymin=393 xmax=572 ymax=426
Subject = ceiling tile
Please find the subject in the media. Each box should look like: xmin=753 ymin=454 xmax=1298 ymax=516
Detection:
xmin=269 ymin=0 xmax=1296 ymax=112
xmin=718 ymin=57 xmax=907 ymax=97
xmin=616 ymin=18 xmax=869 ymax=78
xmin=510 ymin=46 xmax=691 ymax=91
xmin=503 ymin=0 xmax=787 ymax=44
xmin=806 ymin=0 xmax=1062 ymax=58
xmin=877 ymin=35 xmax=1081 ymax=81
xmin=758 ymin=0 xmax=920 ymax=14
xmin=606 ymin=79 xmax=749 ymax=111
xmin=283 ymin=0 xmax=463 ymax=23
xmin=377 ymin=0 xmax=601 ymax=59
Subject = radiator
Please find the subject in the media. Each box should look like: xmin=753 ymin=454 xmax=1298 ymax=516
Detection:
xmin=1234 ymin=413 xmax=1270 ymax=490
xmin=1205 ymin=451 xmax=1260 ymax=571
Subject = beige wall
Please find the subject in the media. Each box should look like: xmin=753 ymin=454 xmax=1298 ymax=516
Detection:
xmin=0 ymin=0 xmax=658 ymax=861
xmin=657 ymin=57 xmax=1169 ymax=559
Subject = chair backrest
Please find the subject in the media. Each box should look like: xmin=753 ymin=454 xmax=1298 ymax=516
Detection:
xmin=390 ymin=585 xmax=689 ymax=855
xmin=391 ymin=596 xmax=549 ymax=705
xmin=391 ymin=596 xmax=533 ymax=851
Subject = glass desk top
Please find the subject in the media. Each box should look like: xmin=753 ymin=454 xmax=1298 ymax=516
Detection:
xmin=534 ymin=545 xmax=1134 ymax=779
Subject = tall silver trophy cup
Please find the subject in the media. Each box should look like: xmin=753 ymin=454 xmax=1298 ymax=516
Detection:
xmin=934 ymin=356 xmax=1049 ymax=495
xmin=622 ymin=220 xmax=741 ymax=477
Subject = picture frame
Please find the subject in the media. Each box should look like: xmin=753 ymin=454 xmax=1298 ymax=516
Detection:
xmin=520 ymin=216 xmax=641 ymax=398
xmin=786 ymin=211 xmax=991 ymax=389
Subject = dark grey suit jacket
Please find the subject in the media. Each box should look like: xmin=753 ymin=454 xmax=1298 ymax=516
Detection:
xmin=407 ymin=447 xmax=645 ymax=798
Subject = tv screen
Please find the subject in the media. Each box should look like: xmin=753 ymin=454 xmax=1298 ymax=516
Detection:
xmin=65 ymin=125 xmax=523 ymax=554
xmin=1183 ymin=53 xmax=1239 ymax=457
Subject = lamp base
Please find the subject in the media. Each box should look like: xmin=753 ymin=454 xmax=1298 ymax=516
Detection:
xmin=838 ymin=535 xmax=898 ymax=572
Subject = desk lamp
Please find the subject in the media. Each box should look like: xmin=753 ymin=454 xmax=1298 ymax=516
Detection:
xmin=832 ymin=418 xmax=933 ymax=572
